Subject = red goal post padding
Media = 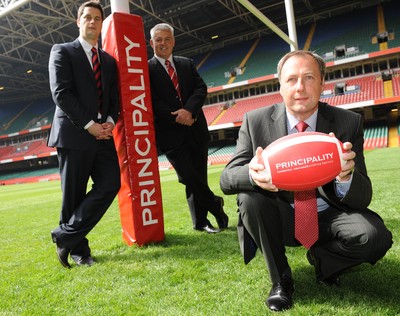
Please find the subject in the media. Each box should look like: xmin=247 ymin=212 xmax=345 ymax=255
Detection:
xmin=102 ymin=13 xmax=164 ymax=246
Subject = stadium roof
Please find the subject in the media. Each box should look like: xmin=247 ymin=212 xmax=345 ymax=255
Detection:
xmin=0 ymin=0 xmax=386 ymax=105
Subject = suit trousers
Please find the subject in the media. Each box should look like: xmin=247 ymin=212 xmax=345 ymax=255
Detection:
xmin=52 ymin=141 xmax=120 ymax=256
xmin=238 ymin=191 xmax=392 ymax=284
xmin=165 ymin=140 xmax=219 ymax=228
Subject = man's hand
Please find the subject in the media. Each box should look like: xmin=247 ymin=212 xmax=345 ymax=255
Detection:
xmin=329 ymin=132 xmax=355 ymax=182
xmin=249 ymin=147 xmax=278 ymax=192
xmin=87 ymin=122 xmax=114 ymax=140
xmin=171 ymin=109 xmax=195 ymax=126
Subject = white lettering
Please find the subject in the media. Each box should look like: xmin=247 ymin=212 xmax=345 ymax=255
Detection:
xmin=124 ymin=35 xmax=141 ymax=65
xmin=142 ymin=208 xmax=158 ymax=226
xmin=275 ymin=152 xmax=335 ymax=170
xmin=130 ymin=93 xmax=147 ymax=111
xmin=132 ymin=108 xmax=149 ymax=127
xmin=138 ymin=158 xmax=152 ymax=177
xmin=141 ymin=188 xmax=156 ymax=206
xmin=125 ymin=35 xmax=160 ymax=228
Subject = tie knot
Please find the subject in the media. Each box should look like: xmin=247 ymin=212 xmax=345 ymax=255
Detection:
xmin=91 ymin=47 xmax=97 ymax=54
xmin=165 ymin=60 xmax=170 ymax=67
xmin=295 ymin=121 xmax=309 ymax=133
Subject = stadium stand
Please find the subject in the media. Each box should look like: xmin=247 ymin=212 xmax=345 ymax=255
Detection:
xmin=364 ymin=124 xmax=389 ymax=149
xmin=0 ymin=139 xmax=52 ymax=161
xmin=157 ymin=153 xmax=172 ymax=170
xmin=392 ymin=71 xmax=400 ymax=96
xmin=1 ymin=98 xmax=54 ymax=135
xmin=207 ymin=145 xmax=236 ymax=165
xmin=0 ymin=146 xmax=14 ymax=159
xmin=200 ymin=39 xmax=255 ymax=87
xmin=310 ymin=6 xmax=377 ymax=59
xmin=237 ymin=24 xmax=311 ymax=82
xmin=1 ymin=1 xmax=399 ymax=181
xmin=321 ymin=74 xmax=385 ymax=105
xmin=232 ymin=34 xmax=290 ymax=82
xmin=379 ymin=1 xmax=400 ymax=50
xmin=211 ymin=93 xmax=283 ymax=125
xmin=203 ymin=103 xmax=225 ymax=125
xmin=0 ymin=167 xmax=59 ymax=186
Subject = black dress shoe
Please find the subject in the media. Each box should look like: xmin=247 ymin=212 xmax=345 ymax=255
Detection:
xmin=56 ymin=246 xmax=71 ymax=269
xmin=213 ymin=196 xmax=229 ymax=229
xmin=195 ymin=225 xmax=221 ymax=234
xmin=216 ymin=212 xmax=229 ymax=230
xmin=307 ymin=249 xmax=340 ymax=286
xmin=266 ymin=276 xmax=294 ymax=311
xmin=73 ymin=256 xmax=95 ymax=267
xmin=51 ymin=231 xmax=70 ymax=269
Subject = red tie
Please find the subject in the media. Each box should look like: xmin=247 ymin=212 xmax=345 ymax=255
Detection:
xmin=294 ymin=121 xmax=319 ymax=249
xmin=165 ymin=60 xmax=180 ymax=98
xmin=91 ymin=47 xmax=102 ymax=112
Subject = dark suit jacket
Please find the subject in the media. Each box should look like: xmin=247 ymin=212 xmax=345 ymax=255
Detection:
xmin=220 ymin=102 xmax=373 ymax=262
xmin=48 ymin=38 xmax=120 ymax=150
xmin=148 ymin=56 xmax=209 ymax=152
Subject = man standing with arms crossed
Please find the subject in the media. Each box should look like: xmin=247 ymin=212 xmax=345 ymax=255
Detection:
xmin=48 ymin=1 xmax=121 ymax=268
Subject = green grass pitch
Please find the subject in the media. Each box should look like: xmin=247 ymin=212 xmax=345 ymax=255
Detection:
xmin=0 ymin=147 xmax=398 ymax=315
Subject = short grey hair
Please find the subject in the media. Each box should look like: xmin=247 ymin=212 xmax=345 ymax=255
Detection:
xmin=277 ymin=50 xmax=326 ymax=83
xmin=150 ymin=23 xmax=174 ymax=39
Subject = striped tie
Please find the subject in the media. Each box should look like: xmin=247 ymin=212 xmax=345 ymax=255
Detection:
xmin=91 ymin=47 xmax=102 ymax=112
xmin=165 ymin=60 xmax=180 ymax=98
xmin=294 ymin=121 xmax=319 ymax=249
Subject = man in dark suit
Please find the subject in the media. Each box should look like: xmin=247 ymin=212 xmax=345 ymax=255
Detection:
xmin=220 ymin=50 xmax=392 ymax=311
xmin=48 ymin=1 xmax=121 ymax=268
xmin=148 ymin=23 xmax=228 ymax=233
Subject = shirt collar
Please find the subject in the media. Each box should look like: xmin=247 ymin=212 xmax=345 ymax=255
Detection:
xmin=286 ymin=109 xmax=318 ymax=133
xmin=154 ymin=55 xmax=174 ymax=68
xmin=79 ymin=37 xmax=98 ymax=53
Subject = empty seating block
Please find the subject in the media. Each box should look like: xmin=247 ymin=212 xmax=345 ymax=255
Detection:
xmin=364 ymin=125 xmax=388 ymax=149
